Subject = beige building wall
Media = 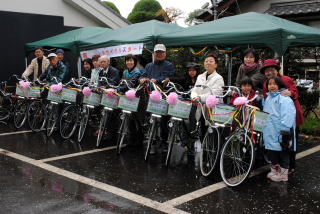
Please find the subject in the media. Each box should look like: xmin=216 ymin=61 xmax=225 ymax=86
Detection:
xmin=0 ymin=0 xmax=129 ymax=28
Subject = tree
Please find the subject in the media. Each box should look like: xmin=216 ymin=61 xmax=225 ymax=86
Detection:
xmin=102 ymin=1 xmax=121 ymax=15
xmin=185 ymin=9 xmax=204 ymax=26
xmin=156 ymin=7 xmax=184 ymax=23
xmin=127 ymin=0 xmax=164 ymax=23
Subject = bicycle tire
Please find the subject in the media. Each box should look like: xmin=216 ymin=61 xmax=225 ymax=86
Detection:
xmin=96 ymin=109 xmax=108 ymax=147
xmin=144 ymin=118 xmax=157 ymax=161
xmin=77 ymin=105 xmax=90 ymax=143
xmin=59 ymin=104 xmax=79 ymax=139
xmin=46 ymin=103 xmax=58 ymax=137
xmin=165 ymin=121 xmax=177 ymax=167
xmin=220 ymin=131 xmax=255 ymax=187
xmin=0 ymin=95 xmax=12 ymax=121
xmin=116 ymin=113 xmax=128 ymax=154
xmin=200 ymin=127 xmax=220 ymax=177
xmin=28 ymin=100 xmax=46 ymax=132
xmin=13 ymin=99 xmax=28 ymax=129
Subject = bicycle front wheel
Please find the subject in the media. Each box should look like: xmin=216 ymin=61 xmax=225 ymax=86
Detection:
xmin=200 ymin=127 xmax=220 ymax=177
xmin=77 ymin=105 xmax=90 ymax=143
xmin=0 ymin=95 xmax=12 ymax=121
xmin=220 ymin=132 xmax=255 ymax=187
xmin=28 ymin=100 xmax=46 ymax=132
xmin=46 ymin=103 xmax=58 ymax=137
xmin=116 ymin=113 xmax=128 ymax=154
xmin=59 ymin=104 xmax=79 ymax=139
xmin=13 ymin=99 xmax=28 ymax=129
xmin=165 ymin=121 xmax=177 ymax=167
xmin=96 ymin=109 xmax=108 ymax=147
xmin=144 ymin=118 xmax=156 ymax=161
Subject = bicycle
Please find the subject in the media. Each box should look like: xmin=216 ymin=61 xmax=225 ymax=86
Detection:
xmin=163 ymin=82 xmax=193 ymax=167
xmin=143 ymin=82 xmax=169 ymax=161
xmin=219 ymin=91 xmax=269 ymax=186
xmin=44 ymin=77 xmax=66 ymax=137
xmin=26 ymin=80 xmax=47 ymax=132
xmin=12 ymin=76 xmax=36 ymax=129
xmin=115 ymin=80 xmax=143 ymax=154
xmin=96 ymin=77 xmax=123 ymax=147
xmin=0 ymin=80 xmax=16 ymax=123
xmin=197 ymin=85 xmax=241 ymax=177
xmin=59 ymin=78 xmax=84 ymax=140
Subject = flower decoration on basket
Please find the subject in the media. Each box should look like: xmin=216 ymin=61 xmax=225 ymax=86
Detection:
xmin=167 ymin=92 xmax=179 ymax=105
xmin=19 ymin=80 xmax=30 ymax=89
xmin=150 ymin=90 xmax=162 ymax=102
xmin=82 ymin=87 xmax=92 ymax=96
xmin=125 ymin=89 xmax=136 ymax=100
xmin=50 ymin=83 xmax=63 ymax=93
xmin=233 ymin=96 xmax=248 ymax=105
xmin=206 ymin=95 xmax=219 ymax=108
xmin=105 ymin=88 xmax=116 ymax=98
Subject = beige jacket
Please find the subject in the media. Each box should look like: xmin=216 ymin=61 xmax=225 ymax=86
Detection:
xmin=191 ymin=71 xmax=225 ymax=102
xmin=22 ymin=57 xmax=50 ymax=80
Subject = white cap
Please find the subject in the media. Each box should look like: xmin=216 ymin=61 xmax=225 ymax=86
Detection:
xmin=154 ymin=44 xmax=166 ymax=52
xmin=47 ymin=53 xmax=57 ymax=58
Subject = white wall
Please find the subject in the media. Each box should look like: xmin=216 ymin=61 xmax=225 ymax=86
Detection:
xmin=0 ymin=0 xmax=128 ymax=28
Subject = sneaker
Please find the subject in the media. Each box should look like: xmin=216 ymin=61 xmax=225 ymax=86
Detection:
xmin=270 ymin=167 xmax=288 ymax=182
xmin=267 ymin=165 xmax=280 ymax=179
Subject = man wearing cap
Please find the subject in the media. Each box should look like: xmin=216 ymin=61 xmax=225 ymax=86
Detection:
xmin=39 ymin=53 xmax=68 ymax=85
xmin=139 ymin=44 xmax=175 ymax=85
xmin=139 ymin=44 xmax=175 ymax=154
xmin=22 ymin=47 xmax=50 ymax=81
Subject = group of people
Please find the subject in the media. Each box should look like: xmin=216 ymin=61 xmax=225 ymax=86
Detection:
xmin=23 ymin=44 xmax=304 ymax=183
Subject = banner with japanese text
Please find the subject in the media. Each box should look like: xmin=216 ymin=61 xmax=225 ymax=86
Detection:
xmin=80 ymin=43 xmax=144 ymax=59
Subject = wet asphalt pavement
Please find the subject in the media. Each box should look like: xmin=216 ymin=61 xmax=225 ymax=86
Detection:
xmin=0 ymin=123 xmax=320 ymax=214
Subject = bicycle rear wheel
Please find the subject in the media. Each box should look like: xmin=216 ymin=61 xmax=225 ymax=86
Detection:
xmin=220 ymin=131 xmax=255 ymax=187
xmin=46 ymin=103 xmax=58 ymax=137
xmin=200 ymin=127 xmax=220 ymax=177
xmin=0 ymin=95 xmax=12 ymax=121
xmin=28 ymin=100 xmax=46 ymax=132
xmin=77 ymin=105 xmax=90 ymax=142
xmin=59 ymin=104 xmax=79 ymax=139
xmin=13 ymin=99 xmax=28 ymax=129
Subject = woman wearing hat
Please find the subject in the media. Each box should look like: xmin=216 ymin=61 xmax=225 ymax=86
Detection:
xmin=261 ymin=59 xmax=304 ymax=174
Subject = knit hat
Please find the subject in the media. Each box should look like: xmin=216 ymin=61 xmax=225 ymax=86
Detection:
xmin=260 ymin=59 xmax=280 ymax=73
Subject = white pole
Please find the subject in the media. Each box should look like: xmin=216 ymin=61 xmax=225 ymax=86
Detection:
xmin=280 ymin=55 xmax=284 ymax=75
xmin=77 ymin=57 xmax=81 ymax=78
xmin=25 ymin=57 xmax=28 ymax=69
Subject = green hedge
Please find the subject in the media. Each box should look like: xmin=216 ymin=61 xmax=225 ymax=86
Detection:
xmin=300 ymin=117 xmax=320 ymax=135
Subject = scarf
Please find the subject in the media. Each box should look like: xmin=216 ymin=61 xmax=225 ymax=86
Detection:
xmin=241 ymin=63 xmax=258 ymax=73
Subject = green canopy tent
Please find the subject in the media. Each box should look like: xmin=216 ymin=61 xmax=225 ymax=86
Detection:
xmin=158 ymin=12 xmax=320 ymax=84
xmin=25 ymin=26 xmax=113 ymax=55
xmin=158 ymin=12 xmax=320 ymax=56
xmin=79 ymin=20 xmax=184 ymax=51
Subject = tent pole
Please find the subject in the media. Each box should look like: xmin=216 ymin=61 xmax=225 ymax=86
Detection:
xmin=227 ymin=53 xmax=232 ymax=86
xmin=77 ymin=57 xmax=81 ymax=78
xmin=280 ymin=55 xmax=284 ymax=75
